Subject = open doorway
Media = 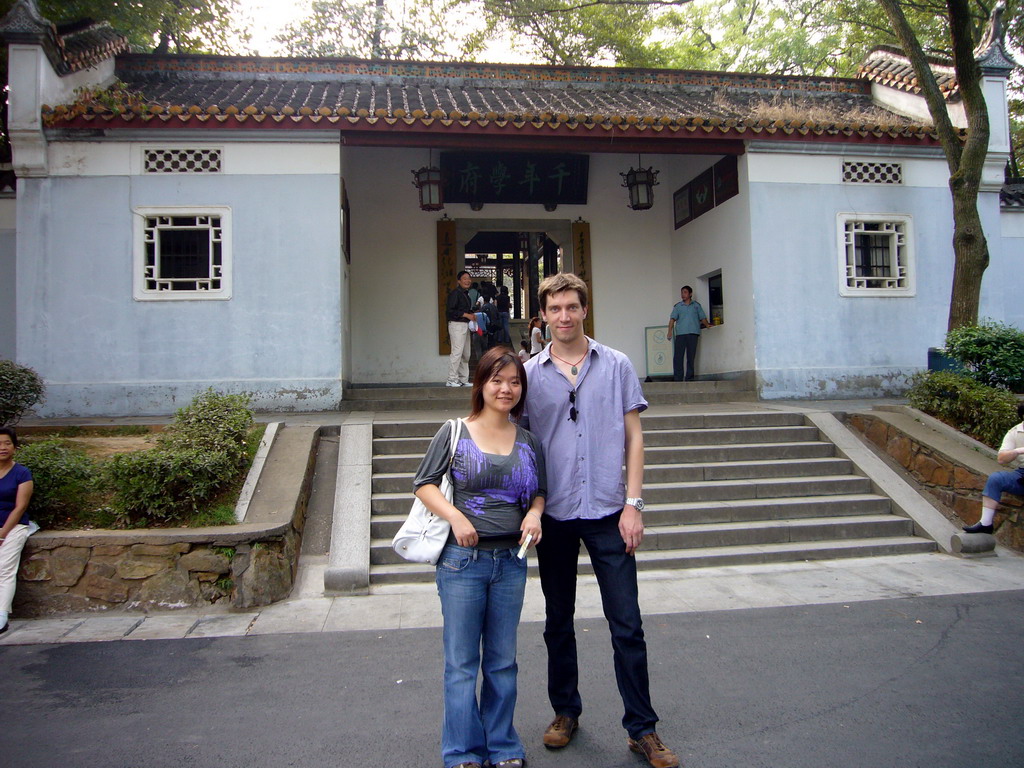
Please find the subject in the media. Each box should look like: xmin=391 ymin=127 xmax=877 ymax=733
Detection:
xmin=464 ymin=230 xmax=564 ymax=321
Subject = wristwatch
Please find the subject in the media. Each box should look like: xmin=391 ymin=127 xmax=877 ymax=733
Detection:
xmin=625 ymin=497 xmax=645 ymax=511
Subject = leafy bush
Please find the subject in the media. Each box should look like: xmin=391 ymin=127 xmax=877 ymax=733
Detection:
xmin=907 ymin=370 xmax=1019 ymax=448
xmin=0 ymin=360 xmax=45 ymax=425
xmin=106 ymin=390 xmax=255 ymax=525
xmin=159 ymin=390 xmax=254 ymax=468
xmin=17 ymin=439 xmax=98 ymax=528
xmin=944 ymin=321 xmax=1024 ymax=393
xmin=105 ymin=448 xmax=236 ymax=525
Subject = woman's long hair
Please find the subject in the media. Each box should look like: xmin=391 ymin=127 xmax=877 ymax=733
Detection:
xmin=469 ymin=346 xmax=527 ymax=421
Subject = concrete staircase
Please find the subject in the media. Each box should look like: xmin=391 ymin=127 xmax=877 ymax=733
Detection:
xmin=366 ymin=410 xmax=936 ymax=586
xmin=342 ymin=379 xmax=755 ymax=412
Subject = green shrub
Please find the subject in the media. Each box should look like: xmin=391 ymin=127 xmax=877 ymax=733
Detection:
xmin=105 ymin=390 xmax=255 ymax=526
xmin=159 ymin=390 xmax=254 ymax=468
xmin=17 ymin=439 xmax=98 ymax=528
xmin=0 ymin=360 xmax=45 ymax=425
xmin=907 ymin=370 xmax=1019 ymax=448
xmin=944 ymin=321 xmax=1024 ymax=393
xmin=105 ymin=447 xmax=236 ymax=525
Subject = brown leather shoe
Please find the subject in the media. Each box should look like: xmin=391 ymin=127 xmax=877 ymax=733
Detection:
xmin=542 ymin=714 xmax=578 ymax=748
xmin=627 ymin=732 xmax=680 ymax=768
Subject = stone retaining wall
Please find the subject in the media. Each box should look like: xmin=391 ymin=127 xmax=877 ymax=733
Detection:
xmin=13 ymin=424 xmax=317 ymax=617
xmin=846 ymin=413 xmax=1024 ymax=551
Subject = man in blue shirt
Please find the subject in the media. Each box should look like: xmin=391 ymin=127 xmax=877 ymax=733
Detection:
xmin=667 ymin=285 xmax=710 ymax=382
xmin=522 ymin=273 xmax=679 ymax=768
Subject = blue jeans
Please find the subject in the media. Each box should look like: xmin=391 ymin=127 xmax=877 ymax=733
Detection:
xmin=436 ymin=544 xmax=527 ymax=768
xmin=984 ymin=467 xmax=1024 ymax=501
xmin=536 ymin=511 xmax=659 ymax=739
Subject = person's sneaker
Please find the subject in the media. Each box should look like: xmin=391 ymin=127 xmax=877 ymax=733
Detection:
xmin=446 ymin=381 xmax=461 ymax=387
xmin=963 ymin=521 xmax=994 ymax=534
xmin=542 ymin=715 xmax=578 ymax=748
xmin=627 ymin=732 xmax=680 ymax=768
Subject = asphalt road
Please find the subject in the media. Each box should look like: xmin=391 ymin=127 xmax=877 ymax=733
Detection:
xmin=5 ymin=590 xmax=1024 ymax=768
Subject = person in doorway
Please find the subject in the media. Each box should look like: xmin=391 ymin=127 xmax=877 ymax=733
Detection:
xmin=481 ymin=295 xmax=500 ymax=350
xmin=0 ymin=426 xmax=35 ymax=634
xmin=521 ymin=273 xmax=679 ymax=768
xmin=446 ymin=270 xmax=476 ymax=387
xmin=414 ymin=346 xmax=546 ymax=768
xmin=468 ymin=281 xmax=481 ymax=308
xmin=518 ymin=340 xmax=531 ymax=363
xmin=667 ymin=285 xmax=710 ymax=382
xmin=528 ymin=317 xmax=545 ymax=357
xmin=496 ymin=286 xmax=513 ymax=345
xmin=964 ymin=402 xmax=1024 ymax=534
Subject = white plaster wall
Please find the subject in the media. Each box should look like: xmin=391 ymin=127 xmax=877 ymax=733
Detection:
xmin=987 ymin=203 xmax=1024 ymax=330
xmin=0 ymin=198 xmax=15 ymax=361
xmin=17 ymin=165 xmax=343 ymax=416
xmin=666 ymin=154 xmax=754 ymax=378
xmin=345 ymin=148 xmax=674 ymax=384
xmin=747 ymin=151 xmax=956 ymax=399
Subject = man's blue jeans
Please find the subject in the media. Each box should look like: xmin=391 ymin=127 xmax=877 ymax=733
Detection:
xmin=536 ymin=511 xmax=659 ymax=739
xmin=499 ymin=311 xmax=512 ymax=345
xmin=436 ymin=544 xmax=527 ymax=768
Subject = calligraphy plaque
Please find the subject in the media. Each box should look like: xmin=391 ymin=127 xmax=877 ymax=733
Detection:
xmin=441 ymin=152 xmax=589 ymax=205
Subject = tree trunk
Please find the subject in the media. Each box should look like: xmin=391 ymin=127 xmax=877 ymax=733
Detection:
xmin=947 ymin=172 xmax=990 ymax=329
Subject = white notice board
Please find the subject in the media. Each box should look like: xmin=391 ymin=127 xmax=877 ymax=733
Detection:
xmin=644 ymin=326 xmax=673 ymax=377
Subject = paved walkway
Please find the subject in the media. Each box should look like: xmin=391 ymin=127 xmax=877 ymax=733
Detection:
xmin=4 ymin=548 xmax=1024 ymax=645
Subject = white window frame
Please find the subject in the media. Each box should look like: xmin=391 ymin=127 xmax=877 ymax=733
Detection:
xmin=133 ymin=206 xmax=232 ymax=301
xmin=836 ymin=213 xmax=915 ymax=297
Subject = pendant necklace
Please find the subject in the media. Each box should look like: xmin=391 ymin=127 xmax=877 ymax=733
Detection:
xmin=549 ymin=344 xmax=589 ymax=376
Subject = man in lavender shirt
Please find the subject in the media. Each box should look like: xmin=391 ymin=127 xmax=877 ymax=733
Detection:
xmin=521 ymin=273 xmax=679 ymax=768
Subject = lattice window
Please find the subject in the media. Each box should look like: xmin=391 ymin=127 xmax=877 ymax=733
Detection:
xmin=838 ymin=214 xmax=914 ymax=296
xmin=134 ymin=207 xmax=232 ymax=301
xmin=842 ymin=161 xmax=902 ymax=184
xmin=144 ymin=148 xmax=222 ymax=173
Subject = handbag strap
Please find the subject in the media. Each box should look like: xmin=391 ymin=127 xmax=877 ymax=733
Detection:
xmin=446 ymin=418 xmax=463 ymax=467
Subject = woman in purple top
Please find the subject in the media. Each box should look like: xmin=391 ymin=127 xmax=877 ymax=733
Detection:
xmin=0 ymin=426 xmax=34 ymax=634
xmin=414 ymin=346 xmax=546 ymax=768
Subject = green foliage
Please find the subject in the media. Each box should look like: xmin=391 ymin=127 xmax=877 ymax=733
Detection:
xmin=159 ymin=390 xmax=254 ymax=470
xmin=907 ymin=371 xmax=1020 ymax=448
xmin=215 ymin=577 xmax=234 ymax=592
xmin=0 ymin=359 xmax=45 ymax=426
xmin=944 ymin=322 xmax=1024 ymax=393
xmin=105 ymin=447 xmax=235 ymax=524
xmin=213 ymin=546 xmax=236 ymax=559
xmin=17 ymin=439 xmax=98 ymax=528
xmin=106 ymin=390 xmax=255 ymax=526
xmin=32 ymin=0 xmax=248 ymax=54
xmin=276 ymin=0 xmax=458 ymax=60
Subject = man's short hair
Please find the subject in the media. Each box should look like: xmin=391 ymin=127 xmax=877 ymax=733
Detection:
xmin=538 ymin=273 xmax=588 ymax=311
xmin=681 ymin=285 xmax=693 ymax=294
xmin=457 ymin=270 xmax=469 ymax=280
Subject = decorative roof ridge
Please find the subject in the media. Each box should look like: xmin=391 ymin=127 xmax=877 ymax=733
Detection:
xmin=859 ymin=45 xmax=959 ymax=99
xmin=0 ymin=0 xmax=128 ymax=75
xmin=114 ymin=51 xmax=869 ymax=93
xmin=974 ymin=1 xmax=1018 ymax=75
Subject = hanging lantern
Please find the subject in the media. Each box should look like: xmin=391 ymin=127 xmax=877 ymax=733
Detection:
xmin=411 ymin=165 xmax=444 ymax=211
xmin=621 ymin=165 xmax=660 ymax=210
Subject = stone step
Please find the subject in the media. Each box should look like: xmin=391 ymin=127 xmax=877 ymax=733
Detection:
xmin=342 ymin=381 xmax=758 ymax=411
xmin=370 ymin=425 xmax=821 ymax=455
xmin=369 ymin=474 xmax=873 ymax=515
xmin=368 ymin=536 xmax=937 ymax=584
xmin=368 ymin=410 xmax=809 ymax=438
xmin=369 ymin=514 xmax=913 ymax=566
xmin=371 ymin=456 xmax=854 ymax=493
xmin=370 ymin=494 xmax=893 ymax=539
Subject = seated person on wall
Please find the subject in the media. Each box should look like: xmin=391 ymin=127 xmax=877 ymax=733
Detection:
xmin=964 ymin=402 xmax=1024 ymax=534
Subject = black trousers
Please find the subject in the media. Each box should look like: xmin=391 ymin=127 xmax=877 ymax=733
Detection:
xmin=673 ymin=333 xmax=699 ymax=381
xmin=536 ymin=511 xmax=659 ymax=738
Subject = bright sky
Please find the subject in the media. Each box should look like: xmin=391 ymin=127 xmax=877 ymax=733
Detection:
xmin=234 ymin=0 xmax=531 ymax=62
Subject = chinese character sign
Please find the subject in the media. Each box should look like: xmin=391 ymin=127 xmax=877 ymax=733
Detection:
xmin=441 ymin=152 xmax=589 ymax=205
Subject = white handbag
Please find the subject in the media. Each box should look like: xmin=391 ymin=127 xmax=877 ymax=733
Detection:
xmin=391 ymin=418 xmax=463 ymax=564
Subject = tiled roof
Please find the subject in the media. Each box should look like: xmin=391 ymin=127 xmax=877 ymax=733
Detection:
xmin=1002 ymin=179 xmax=1024 ymax=208
xmin=858 ymin=46 xmax=959 ymax=98
xmin=0 ymin=2 xmax=128 ymax=76
xmin=42 ymin=54 xmax=942 ymax=144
